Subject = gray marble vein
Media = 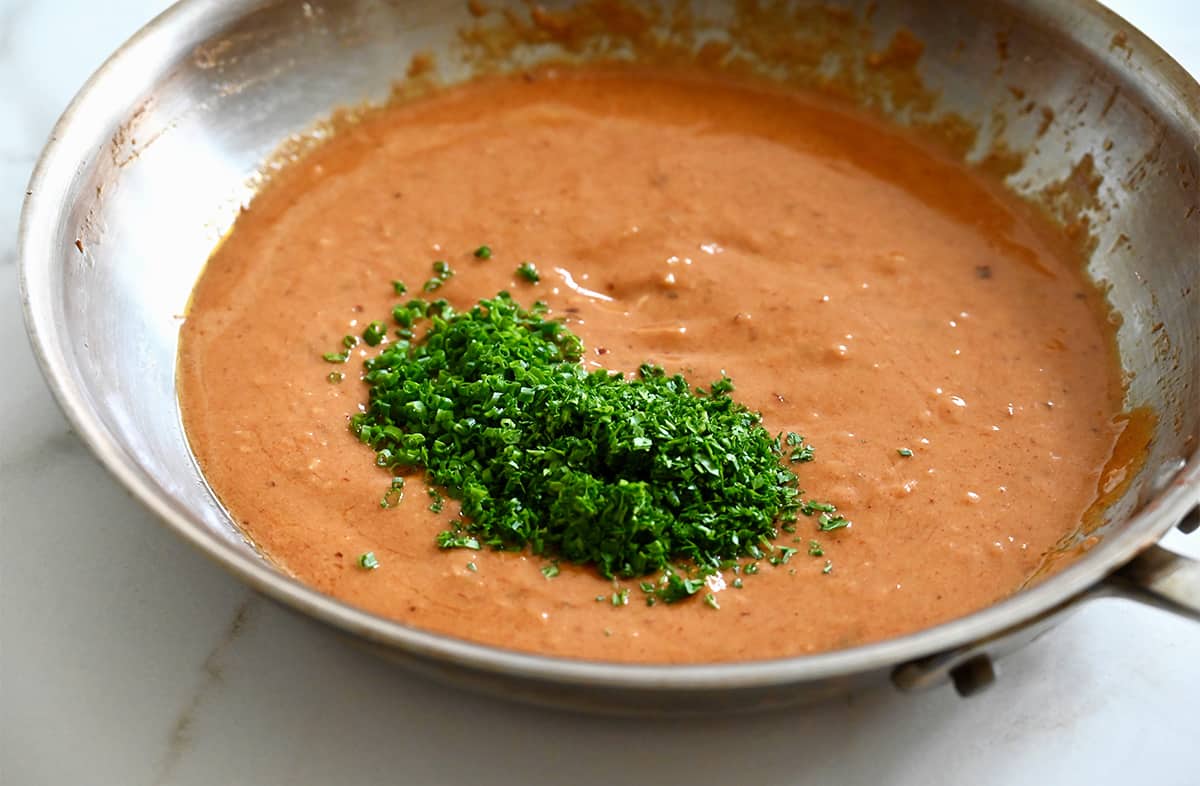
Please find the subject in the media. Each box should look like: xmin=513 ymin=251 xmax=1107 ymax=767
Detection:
xmin=154 ymin=597 xmax=260 ymax=786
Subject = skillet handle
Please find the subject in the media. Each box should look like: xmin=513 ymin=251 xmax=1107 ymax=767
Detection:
xmin=1104 ymin=540 xmax=1200 ymax=622
xmin=893 ymin=506 xmax=1200 ymax=697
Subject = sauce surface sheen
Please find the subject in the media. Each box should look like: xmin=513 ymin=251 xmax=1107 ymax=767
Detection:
xmin=179 ymin=67 xmax=1124 ymax=663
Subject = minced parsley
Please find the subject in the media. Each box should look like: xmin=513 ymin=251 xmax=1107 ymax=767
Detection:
xmin=380 ymin=477 xmax=404 ymax=509
xmin=362 ymin=321 xmax=388 ymax=347
xmin=423 ymin=260 xmax=454 ymax=293
xmin=817 ymin=513 xmax=851 ymax=532
xmin=474 ymin=245 xmax=493 ymax=260
xmin=358 ymin=552 xmax=380 ymax=570
xmin=897 ymin=447 xmax=914 ymax=457
xmin=785 ymin=432 xmax=814 ymax=463
xmin=515 ymin=261 xmax=540 ymax=283
xmin=346 ymin=288 xmax=844 ymax=603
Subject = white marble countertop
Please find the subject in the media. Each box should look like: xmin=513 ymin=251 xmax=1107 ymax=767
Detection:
xmin=2 ymin=2 xmax=1197 ymax=784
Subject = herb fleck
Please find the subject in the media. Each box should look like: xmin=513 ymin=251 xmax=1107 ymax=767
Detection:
xmin=769 ymin=545 xmax=798 ymax=565
xmin=808 ymin=539 xmax=824 ymax=557
xmin=474 ymin=245 xmax=493 ymax=260
xmin=423 ymin=260 xmax=454 ymax=293
xmin=380 ymin=477 xmax=405 ymax=508
xmin=515 ymin=261 xmax=540 ymax=283
xmin=362 ymin=321 xmax=388 ymax=347
xmin=541 ymin=563 xmax=560 ymax=580
xmin=785 ymin=432 xmax=815 ymax=463
xmin=822 ymin=560 xmax=833 ymax=575
xmin=818 ymin=513 xmax=852 ymax=532
xmin=897 ymin=448 xmax=914 ymax=457
xmin=800 ymin=500 xmax=837 ymax=516
xmin=435 ymin=532 xmax=480 ymax=550
xmin=703 ymin=592 xmax=720 ymax=610
xmin=358 ymin=552 xmax=380 ymax=570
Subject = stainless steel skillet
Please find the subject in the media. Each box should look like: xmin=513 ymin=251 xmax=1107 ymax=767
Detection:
xmin=18 ymin=0 xmax=1200 ymax=714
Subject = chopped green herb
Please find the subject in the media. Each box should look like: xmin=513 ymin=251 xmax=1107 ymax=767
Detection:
xmin=347 ymin=289 xmax=835 ymax=604
xmin=435 ymin=531 xmax=480 ymax=550
xmin=732 ymin=577 xmax=744 ymax=589
xmin=800 ymin=500 xmax=838 ymax=516
xmin=423 ymin=260 xmax=454 ymax=292
xmin=818 ymin=513 xmax=852 ymax=532
xmin=822 ymin=560 xmax=833 ymax=575
xmin=392 ymin=280 xmax=408 ymax=296
xmin=595 ymin=595 xmax=606 ymax=602
xmin=808 ymin=539 xmax=824 ymax=557
xmin=380 ymin=477 xmax=405 ymax=509
xmin=769 ymin=545 xmax=799 ymax=565
xmin=541 ymin=563 xmax=560 ymax=580
xmin=744 ymin=562 xmax=760 ymax=575
xmin=655 ymin=570 xmax=707 ymax=603
xmin=703 ymin=592 xmax=720 ymax=610
xmin=645 ymin=596 xmax=657 ymax=607
xmin=323 ymin=351 xmax=349 ymax=364
xmin=428 ymin=487 xmax=445 ymax=514
xmin=515 ymin=261 xmax=540 ymax=283
xmin=327 ymin=371 xmax=345 ymax=384
xmin=612 ymin=588 xmax=630 ymax=606
xmin=474 ymin=245 xmax=493 ymax=260
xmin=362 ymin=321 xmax=388 ymax=347
xmin=897 ymin=447 xmax=914 ymax=457
xmin=358 ymin=552 xmax=380 ymax=570
xmin=709 ymin=377 xmax=735 ymax=396
xmin=639 ymin=581 xmax=655 ymax=593
xmin=783 ymin=433 xmax=815 ymax=463
xmin=466 ymin=561 xmax=478 ymax=572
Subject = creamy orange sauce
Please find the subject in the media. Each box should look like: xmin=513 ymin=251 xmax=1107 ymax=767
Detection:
xmin=179 ymin=67 xmax=1124 ymax=663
